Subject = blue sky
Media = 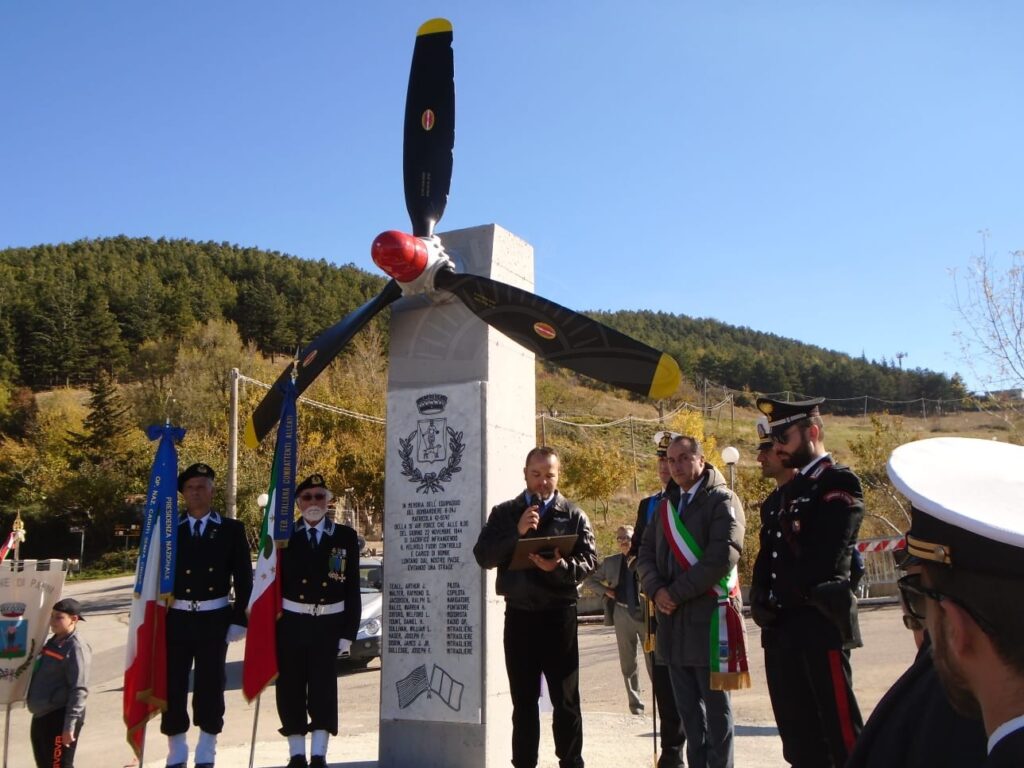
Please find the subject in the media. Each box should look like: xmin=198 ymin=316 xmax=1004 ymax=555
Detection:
xmin=3 ymin=2 xmax=1021 ymax=392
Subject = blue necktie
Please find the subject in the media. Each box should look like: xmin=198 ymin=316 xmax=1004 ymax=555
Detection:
xmin=308 ymin=528 xmax=317 ymax=547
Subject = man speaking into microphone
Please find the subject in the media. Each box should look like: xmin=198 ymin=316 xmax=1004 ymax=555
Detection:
xmin=474 ymin=446 xmax=597 ymax=768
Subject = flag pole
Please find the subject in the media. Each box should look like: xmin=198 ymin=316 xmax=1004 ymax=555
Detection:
xmin=3 ymin=702 xmax=11 ymax=768
xmin=248 ymin=693 xmax=261 ymax=768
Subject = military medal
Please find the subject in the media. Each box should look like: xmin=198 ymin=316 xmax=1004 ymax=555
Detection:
xmin=328 ymin=548 xmax=346 ymax=581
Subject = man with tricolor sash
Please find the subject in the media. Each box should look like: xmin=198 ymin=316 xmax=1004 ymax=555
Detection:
xmin=638 ymin=435 xmax=749 ymax=768
xmin=752 ymin=397 xmax=864 ymax=768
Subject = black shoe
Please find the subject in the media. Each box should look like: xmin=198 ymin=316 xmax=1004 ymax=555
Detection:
xmin=309 ymin=756 xmax=328 ymax=768
xmin=286 ymin=757 xmax=308 ymax=768
xmin=195 ymin=764 xmax=214 ymax=768
xmin=167 ymin=764 xmax=186 ymax=768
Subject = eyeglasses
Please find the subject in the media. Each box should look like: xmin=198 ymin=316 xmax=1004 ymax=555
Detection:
xmin=897 ymin=573 xmax=995 ymax=635
xmin=299 ymin=492 xmax=327 ymax=502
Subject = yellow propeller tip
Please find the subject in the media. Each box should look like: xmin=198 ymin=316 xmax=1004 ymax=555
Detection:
xmin=648 ymin=353 xmax=682 ymax=400
xmin=418 ymin=18 xmax=452 ymax=36
xmin=243 ymin=419 xmax=259 ymax=450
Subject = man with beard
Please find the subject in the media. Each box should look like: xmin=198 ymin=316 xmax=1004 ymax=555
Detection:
xmin=638 ymin=435 xmax=747 ymax=768
xmin=628 ymin=431 xmax=686 ymax=768
xmin=752 ymin=397 xmax=864 ymax=767
xmin=276 ymin=474 xmax=361 ymax=768
xmin=165 ymin=463 xmax=253 ymax=768
xmin=886 ymin=437 xmax=1024 ymax=767
xmin=845 ymin=554 xmax=987 ymax=767
xmin=474 ymin=447 xmax=597 ymax=768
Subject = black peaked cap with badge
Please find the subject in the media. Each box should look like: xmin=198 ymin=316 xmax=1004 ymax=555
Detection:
xmin=755 ymin=416 xmax=773 ymax=450
xmin=756 ymin=397 xmax=825 ymax=437
xmin=652 ymin=430 xmax=681 ymax=458
xmin=177 ymin=462 xmax=215 ymax=492
xmin=296 ymin=473 xmax=328 ymax=495
xmin=887 ymin=437 xmax=1024 ymax=579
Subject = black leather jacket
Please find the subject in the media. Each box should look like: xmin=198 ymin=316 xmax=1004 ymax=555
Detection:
xmin=474 ymin=490 xmax=597 ymax=610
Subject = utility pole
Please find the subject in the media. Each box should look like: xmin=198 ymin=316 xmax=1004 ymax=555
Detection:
xmin=227 ymin=367 xmax=239 ymax=519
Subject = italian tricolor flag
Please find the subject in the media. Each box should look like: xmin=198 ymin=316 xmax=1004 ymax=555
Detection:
xmin=242 ymin=379 xmax=298 ymax=701
xmin=124 ymin=423 xmax=185 ymax=757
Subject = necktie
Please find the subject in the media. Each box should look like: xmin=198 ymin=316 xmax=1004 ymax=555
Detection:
xmin=308 ymin=528 xmax=317 ymax=547
xmin=193 ymin=520 xmax=202 ymax=539
xmin=679 ymin=490 xmax=689 ymax=514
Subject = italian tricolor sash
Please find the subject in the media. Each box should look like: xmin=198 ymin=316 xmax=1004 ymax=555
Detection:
xmin=662 ymin=497 xmax=751 ymax=691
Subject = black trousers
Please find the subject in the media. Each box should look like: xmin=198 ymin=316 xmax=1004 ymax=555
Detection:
xmin=650 ymin=660 xmax=686 ymax=767
xmin=162 ymin=608 xmax=230 ymax=735
xmin=30 ymin=709 xmax=81 ymax=768
xmin=764 ymin=643 xmax=863 ymax=767
xmin=504 ymin=604 xmax=584 ymax=768
xmin=275 ymin=612 xmax=342 ymax=736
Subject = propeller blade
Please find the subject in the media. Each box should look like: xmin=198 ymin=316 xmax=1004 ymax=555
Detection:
xmin=433 ymin=270 xmax=681 ymax=399
xmin=243 ymin=280 xmax=402 ymax=448
xmin=403 ymin=18 xmax=454 ymax=238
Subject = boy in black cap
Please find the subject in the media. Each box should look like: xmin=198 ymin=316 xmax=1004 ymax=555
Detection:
xmin=164 ymin=462 xmax=253 ymax=768
xmin=276 ymin=473 xmax=361 ymax=768
xmin=752 ymin=397 xmax=864 ymax=767
xmin=27 ymin=598 xmax=91 ymax=768
xmin=888 ymin=437 xmax=1024 ymax=767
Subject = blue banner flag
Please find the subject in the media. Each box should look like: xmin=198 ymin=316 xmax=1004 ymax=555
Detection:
xmin=134 ymin=423 xmax=186 ymax=599
xmin=271 ymin=379 xmax=299 ymax=544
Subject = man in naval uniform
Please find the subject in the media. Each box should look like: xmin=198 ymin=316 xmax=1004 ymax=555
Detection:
xmin=276 ymin=474 xmax=361 ymax=768
xmin=752 ymin=397 xmax=864 ymax=767
xmin=887 ymin=437 xmax=1024 ymax=768
xmin=164 ymin=463 xmax=253 ymax=768
xmin=628 ymin=431 xmax=685 ymax=768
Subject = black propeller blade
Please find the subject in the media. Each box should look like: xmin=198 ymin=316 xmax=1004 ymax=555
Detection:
xmin=243 ymin=280 xmax=402 ymax=448
xmin=403 ymin=18 xmax=454 ymax=237
xmin=433 ymin=269 xmax=681 ymax=399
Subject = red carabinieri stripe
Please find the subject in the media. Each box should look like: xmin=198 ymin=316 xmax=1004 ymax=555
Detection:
xmin=828 ymin=649 xmax=857 ymax=752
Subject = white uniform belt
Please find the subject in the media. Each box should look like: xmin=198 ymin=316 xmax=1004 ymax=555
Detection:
xmin=171 ymin=596 xmax=230 ymax=612
xmin=282 ymin=598 xmax=345 ymax=616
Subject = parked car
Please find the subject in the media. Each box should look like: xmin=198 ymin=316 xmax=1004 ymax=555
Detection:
xmin=338 ymin=556 xmax=382 ymax=668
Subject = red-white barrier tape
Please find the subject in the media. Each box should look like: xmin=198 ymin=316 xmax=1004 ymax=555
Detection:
xmin=856 ymin=537 xmax=906 ymax=553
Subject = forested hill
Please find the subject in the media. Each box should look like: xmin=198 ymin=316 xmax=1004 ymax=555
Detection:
xmin=0 ymin=237 xmax=965 ymax=404
xmin=592 ymin=310 xmax=968 ymax=407
xmin=0 ymin=236 xmax=387 ymax=388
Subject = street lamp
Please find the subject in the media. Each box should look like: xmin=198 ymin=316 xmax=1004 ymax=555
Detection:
xmin=720 ymin=446 xmax=740 ymax=492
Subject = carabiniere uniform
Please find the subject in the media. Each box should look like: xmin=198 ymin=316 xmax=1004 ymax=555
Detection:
xmin=165 ymin=509 xmax=253 ymax=737
xmin=276 ymin=517 xmax=361 ymax=737
xmin=750 ymin=397 xmax=865 ymax=768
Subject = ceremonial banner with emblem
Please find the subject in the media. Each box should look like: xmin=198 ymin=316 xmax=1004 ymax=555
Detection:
xmin=242 ymin=378 xmax=298 ymax=701
xmin=0 ymin=559 xmax=65 ymax=705
xmin=124 ymin=423 xmax=184 ymax=757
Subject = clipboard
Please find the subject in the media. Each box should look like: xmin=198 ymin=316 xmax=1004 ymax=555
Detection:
xmin=508 ymin=534 xmax=578 ymax=571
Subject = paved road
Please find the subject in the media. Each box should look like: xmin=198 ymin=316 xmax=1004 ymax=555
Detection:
xmin=4 ymin=577 xmax=916 ymax=768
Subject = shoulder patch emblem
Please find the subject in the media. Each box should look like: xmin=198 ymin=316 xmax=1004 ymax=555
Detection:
xmin=823 ymin=490 xmax=855 ymax=506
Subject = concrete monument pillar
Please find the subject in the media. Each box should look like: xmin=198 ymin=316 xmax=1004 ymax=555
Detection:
xmin=379 ymin=224 xmax=534 ymax=767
